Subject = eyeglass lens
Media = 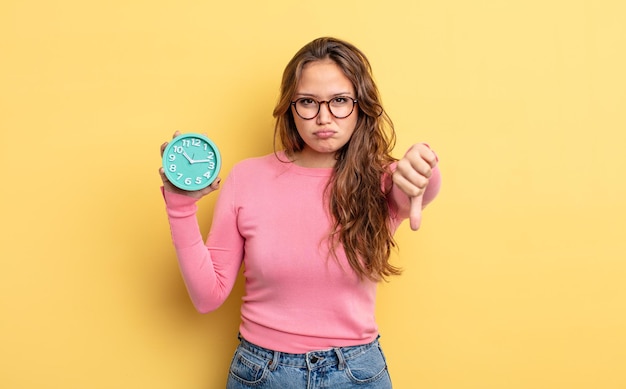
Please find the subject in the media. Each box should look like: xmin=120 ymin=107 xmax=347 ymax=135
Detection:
xmin=293 ymin=97 xmax=356 ymax=119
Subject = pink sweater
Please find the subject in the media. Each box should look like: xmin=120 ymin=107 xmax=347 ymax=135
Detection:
xmin=163 ymin=151 xmax=441 ymax=353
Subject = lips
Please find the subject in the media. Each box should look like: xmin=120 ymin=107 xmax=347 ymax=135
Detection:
xmin=313 ymin=130 xmax=336 ymax=139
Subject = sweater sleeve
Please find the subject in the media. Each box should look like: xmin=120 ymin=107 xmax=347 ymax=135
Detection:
xmin=161 ymin=171 xmax=244 ymax=313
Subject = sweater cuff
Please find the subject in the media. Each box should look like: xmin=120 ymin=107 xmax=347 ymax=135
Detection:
xmin=161 ymin=187 xmax=198 ymax=218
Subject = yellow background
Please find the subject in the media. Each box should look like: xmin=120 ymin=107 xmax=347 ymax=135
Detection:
xmin=2 ymin=0 xmax=625 ymax=388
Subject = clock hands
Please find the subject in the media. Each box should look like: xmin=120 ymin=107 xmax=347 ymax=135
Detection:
xmin=182 ymin=150 xmax=213 ymax=164
xmin=182 ymin=151 xmax=194 ymax=163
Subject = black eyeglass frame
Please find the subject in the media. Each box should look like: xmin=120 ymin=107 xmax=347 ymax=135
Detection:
xmin=290 ymin=97 xmax=358 ymax=120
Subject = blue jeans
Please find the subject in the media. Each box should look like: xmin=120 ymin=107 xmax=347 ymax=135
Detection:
xmin=226 ymin=335 xmax=392 ymax=388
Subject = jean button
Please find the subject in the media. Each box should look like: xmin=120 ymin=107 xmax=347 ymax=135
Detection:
xmin=310 ymin=356 xmax=319 ymax=363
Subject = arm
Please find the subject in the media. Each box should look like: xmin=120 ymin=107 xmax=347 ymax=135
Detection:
xmin=161 ymin=176 xmax=244 ymax=313
xmin=159 ymin=133 xmax=243 ymax=313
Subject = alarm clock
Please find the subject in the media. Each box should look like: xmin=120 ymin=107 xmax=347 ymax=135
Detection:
xmin=161 ymin=133 xmax=221 ymax=191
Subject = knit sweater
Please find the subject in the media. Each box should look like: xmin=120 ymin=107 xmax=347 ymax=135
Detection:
xmin=162 ymin=151 xmax=441 ymax=353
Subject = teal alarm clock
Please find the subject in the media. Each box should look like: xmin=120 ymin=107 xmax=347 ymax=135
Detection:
xmin=162 ymin=133 xmax=221 ymax=191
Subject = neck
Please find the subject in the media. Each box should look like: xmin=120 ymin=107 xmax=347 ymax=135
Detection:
xmin=292 ymin=149 xmax=337 ymax=168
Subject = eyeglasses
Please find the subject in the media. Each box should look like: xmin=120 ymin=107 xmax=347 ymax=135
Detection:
xmin=291 ymin=97 xmax=358 ymax=120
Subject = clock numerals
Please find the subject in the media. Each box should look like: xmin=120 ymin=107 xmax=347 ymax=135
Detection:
xmin=181 ymin=139 xmax=203 ymax=147
xmin=181 ymin=176 xmax=204 ymax=186
xmin=163 ymin=133 xmax=220 ymax=191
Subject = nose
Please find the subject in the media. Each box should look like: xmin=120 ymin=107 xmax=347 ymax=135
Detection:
xmin=316 ymin=101 xmax=332 ymax=124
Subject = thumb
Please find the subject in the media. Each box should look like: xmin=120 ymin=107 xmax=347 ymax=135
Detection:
xmin=409 ymin=195 xmax=423 ymax=231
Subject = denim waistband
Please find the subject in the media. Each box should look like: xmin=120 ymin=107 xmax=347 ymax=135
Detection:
xmin=237 ymin=335 xmax=381 ymax=370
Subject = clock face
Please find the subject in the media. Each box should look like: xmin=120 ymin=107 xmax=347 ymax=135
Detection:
xmin=162 ymin=133 xmax=221 ymax=191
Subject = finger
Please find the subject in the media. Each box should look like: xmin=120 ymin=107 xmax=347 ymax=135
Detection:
xmin=158 ymin=167 xmax=169 ymax=183
xmin=161 ymin=130 xmax=182 ymax=157
xmin=421 ymin=143 xmax=438 ymax=168
xmin=209 ymin=177 xmax=221 ymax=190
xmin=409 ymin=195 xmax=423 ymax=231
xmin=393 ymin=171 xmax=426 ymax=202
xmin=407 ymin=144 xmax=437 ymax=170
xmin=412 ymin=157 xmax=433 ymax=179
xmin=396 ymin=161 xmax=429 ymax=192
xmin=403 ymin=148 xmax=433 ymax=179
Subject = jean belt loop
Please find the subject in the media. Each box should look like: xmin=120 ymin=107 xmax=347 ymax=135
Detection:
xmin=334 ymin=347 xmax=347 ymax=370
xmin=269 ymin=350 xmax=280 ymax=371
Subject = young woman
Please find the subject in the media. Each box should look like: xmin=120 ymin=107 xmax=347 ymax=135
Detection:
xmin=159 ymin=37 xmax=441 ymax=388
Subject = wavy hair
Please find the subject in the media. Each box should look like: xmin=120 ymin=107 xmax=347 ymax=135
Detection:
xmin=273 ymin=37 xmax=400 ymax=281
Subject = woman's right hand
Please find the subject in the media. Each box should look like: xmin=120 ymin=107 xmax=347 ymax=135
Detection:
xmin=159 ymin=131 xmax=222 ymax=200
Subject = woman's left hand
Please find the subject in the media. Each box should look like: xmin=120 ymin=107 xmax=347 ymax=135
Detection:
xmin=392 ymin=143 xmax=438 ymax=231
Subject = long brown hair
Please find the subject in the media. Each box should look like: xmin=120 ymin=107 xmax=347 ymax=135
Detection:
xmin=273 ymin=37 xmax=400 ymax=281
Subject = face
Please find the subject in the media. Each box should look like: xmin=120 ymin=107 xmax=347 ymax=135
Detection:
xmin=291 ymin=59 xmax=358 ymax=167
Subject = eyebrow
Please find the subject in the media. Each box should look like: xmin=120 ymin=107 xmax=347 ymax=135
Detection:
xmin=294 ymin=92 xmax=354 ymax=98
